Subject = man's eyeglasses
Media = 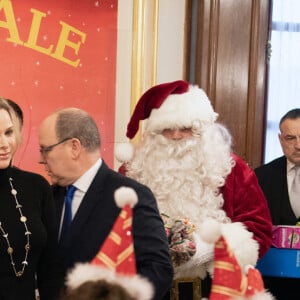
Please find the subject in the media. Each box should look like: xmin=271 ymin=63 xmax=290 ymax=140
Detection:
xmin=39 ymin=137 xmax=72 ymax=156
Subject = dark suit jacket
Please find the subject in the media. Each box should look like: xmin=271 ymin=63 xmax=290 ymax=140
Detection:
xmin=254 ymin=156 xmax=297 ymax=225
xmin=255 ymin=157 xmax=300 ymax=299
xmin=53 ymin=161 xmax=173 ymax=300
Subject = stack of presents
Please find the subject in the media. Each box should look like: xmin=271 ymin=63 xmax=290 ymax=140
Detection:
xmin=257 ymin=225 xmax=300 ymax=278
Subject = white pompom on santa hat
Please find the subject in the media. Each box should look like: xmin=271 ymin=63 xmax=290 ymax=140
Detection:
xmin=115 ymin=80 xmax=218 ymax=163
xmin=199 ymin=219 xmax=275 ymax=300
xmin=65 ymin=186 xmax=154 ymax=300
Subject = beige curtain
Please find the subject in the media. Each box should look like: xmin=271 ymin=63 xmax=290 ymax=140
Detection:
xmin=264 ymin=0 xmax=300 ymax=163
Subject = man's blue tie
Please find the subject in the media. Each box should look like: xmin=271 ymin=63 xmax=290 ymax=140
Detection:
xmin=60 ymin=185 xmax=76 ymax=242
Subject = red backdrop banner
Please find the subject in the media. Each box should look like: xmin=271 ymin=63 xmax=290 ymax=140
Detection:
xmin=0 ymin=0 xmax=118 ymax=179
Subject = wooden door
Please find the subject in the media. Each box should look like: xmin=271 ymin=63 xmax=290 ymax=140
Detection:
xmin=185 ymin=0 xmax=271 ymax=168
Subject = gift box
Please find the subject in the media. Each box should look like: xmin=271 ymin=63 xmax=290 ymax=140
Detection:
xmin=272 ymin=225 xmax=300 ymax=249
xmin=257 ymin=247 xmax=300 ymax=278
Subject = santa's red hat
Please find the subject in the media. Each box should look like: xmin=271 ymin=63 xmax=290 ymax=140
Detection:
xmin=126 ymin=80 xmax=218 ymax=139
xmin=65 ymin=187 xmax=154 ymax=300
xmin=115 ymin=80 xmax=218 ymax=163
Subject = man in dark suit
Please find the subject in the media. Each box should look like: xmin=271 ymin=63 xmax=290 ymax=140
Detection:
xmin=255 ymin=108 xmax=300 ymax=300
xmin=38 ymin=107 xmax=173 ymax=300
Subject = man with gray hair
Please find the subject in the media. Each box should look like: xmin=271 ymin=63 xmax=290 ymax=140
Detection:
xmin=255 ymin=108 xmax=300 ymax=300
xmin=38 ymin=108 xmax=173 ymax=300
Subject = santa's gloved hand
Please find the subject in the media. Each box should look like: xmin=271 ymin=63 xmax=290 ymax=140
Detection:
xmin=191 ymin=234 xmax=214 ymax=265
xmin=173 ymin=234 xmax=214 ymax=279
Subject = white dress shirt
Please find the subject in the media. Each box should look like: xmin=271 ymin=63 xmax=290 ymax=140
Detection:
xmin=59 ymin=158 xmax=102 ymax=236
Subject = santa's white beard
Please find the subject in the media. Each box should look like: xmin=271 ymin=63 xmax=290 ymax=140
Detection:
xmin=126 ymin=125 xmax=234 ymax=229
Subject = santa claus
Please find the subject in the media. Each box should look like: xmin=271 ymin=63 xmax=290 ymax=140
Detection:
xmin=116 ymin=80 xmax=272 ymax=298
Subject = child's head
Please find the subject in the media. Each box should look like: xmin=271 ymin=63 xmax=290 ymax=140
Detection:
xmin=61 ymin=279 xmax=134 ymax=300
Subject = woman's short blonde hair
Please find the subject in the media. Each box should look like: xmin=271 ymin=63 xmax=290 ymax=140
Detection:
xmin=0 ymin=97 xmax=22 ymax=146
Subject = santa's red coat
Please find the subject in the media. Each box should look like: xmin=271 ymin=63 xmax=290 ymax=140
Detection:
xmin=221 ymin=154 xmax=272 ymax=258
xmin=119 ymin=153 xmax=272 ymax=258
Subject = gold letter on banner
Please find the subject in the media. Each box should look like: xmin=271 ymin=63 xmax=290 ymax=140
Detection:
xmin=0 ymin=0 xmax=22 ymax=44
xmin=52 ymin=21 xmax=86 ymax=67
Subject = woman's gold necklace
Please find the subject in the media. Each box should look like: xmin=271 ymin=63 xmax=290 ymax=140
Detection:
xmin=0 ymin=177 xmax=31 ymax=277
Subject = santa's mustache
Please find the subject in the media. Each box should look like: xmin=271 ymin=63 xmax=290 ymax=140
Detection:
xmin=153 ymin=135 xmax=199 ymax=158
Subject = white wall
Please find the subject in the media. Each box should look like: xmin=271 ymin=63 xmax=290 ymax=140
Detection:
xmin=114 ymin=0 xmax=186 ymax=169
xmin=156 ymin=0 xmax=186 ymax=84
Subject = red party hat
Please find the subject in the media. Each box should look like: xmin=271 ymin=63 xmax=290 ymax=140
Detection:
xmin=64 ymin=187 xmax=154 ymax=300
xmin=91 ymin=187 xmax=137 ymax=275
xmin=209 ymin=235 xmax=274 ymax=300
xmin=210 ymin=235 xmax=247 ymax=299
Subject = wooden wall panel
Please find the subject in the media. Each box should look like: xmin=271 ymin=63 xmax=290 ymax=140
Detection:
xmin=190 ymin=0 xmax=270 ymax=168
xmin=214 ymin=0 xmax=252 ymax=161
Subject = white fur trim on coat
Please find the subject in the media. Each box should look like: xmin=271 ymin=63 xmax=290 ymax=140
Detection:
xmin=173 ymin=233 xmax=214 ymax=279
xmin=221 ymin=222 xmax=259 ymax=272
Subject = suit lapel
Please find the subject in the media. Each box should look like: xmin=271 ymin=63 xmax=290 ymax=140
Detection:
xmin=52 ymin=185 xmax=67 ymax=237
